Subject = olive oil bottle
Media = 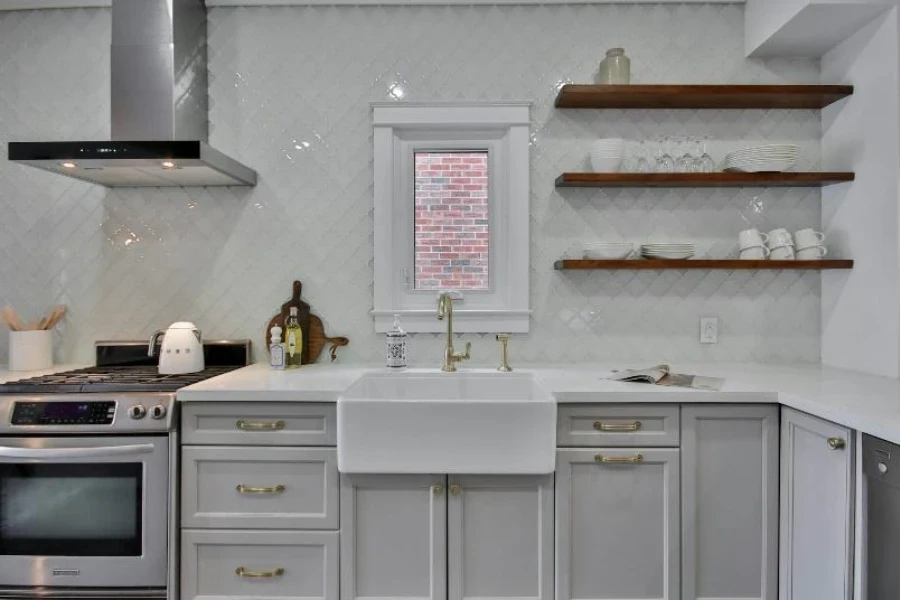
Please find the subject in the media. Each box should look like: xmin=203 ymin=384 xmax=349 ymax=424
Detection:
xmin=285 ymin=307 xmax=303 ymax=368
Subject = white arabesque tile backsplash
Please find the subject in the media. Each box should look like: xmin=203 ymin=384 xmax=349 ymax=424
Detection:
xmin=0 ymin=3 xmax=823 ymax=366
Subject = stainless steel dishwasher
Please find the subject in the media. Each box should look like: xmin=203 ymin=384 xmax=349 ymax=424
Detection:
xmin=863 ymin=434 xmax=900 ymax=599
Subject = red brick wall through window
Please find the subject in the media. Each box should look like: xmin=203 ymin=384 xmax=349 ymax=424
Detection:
xmin=414 ymin=151 xmax=489 ymax=290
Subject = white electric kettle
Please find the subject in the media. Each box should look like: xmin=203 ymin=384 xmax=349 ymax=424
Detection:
xmin=148 ymin=322 xmax=205 ymax=375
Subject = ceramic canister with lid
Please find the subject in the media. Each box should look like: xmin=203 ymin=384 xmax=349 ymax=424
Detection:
xmin=597 ymin=48 xmax=631 ymax=84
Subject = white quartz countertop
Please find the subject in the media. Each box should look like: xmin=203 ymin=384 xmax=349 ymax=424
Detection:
xmin=4 ymin=361 xmax=899 ymax=445
xmin=176 ymin=362 xmax=900 ymax=445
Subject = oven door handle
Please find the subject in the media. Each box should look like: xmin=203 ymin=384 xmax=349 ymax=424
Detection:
xmin=0 ymin=443 xmax=156 ymax=460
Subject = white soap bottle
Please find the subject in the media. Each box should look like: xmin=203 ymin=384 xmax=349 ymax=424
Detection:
xmin=269 ymin=325 xmax=286 ymax=370
xmin=386 ymin=314 xmax=407 ymax=368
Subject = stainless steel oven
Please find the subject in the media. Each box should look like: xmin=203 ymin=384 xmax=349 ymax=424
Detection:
xmin=0 ymin=435 xmax=169 ymax=589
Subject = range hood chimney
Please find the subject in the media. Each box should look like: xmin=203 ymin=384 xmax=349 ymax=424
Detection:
xmin=8 ymin=0 xmax=257 ymax=187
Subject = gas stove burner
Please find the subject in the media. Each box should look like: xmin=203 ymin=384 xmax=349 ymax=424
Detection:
xmin=0 ymin=339 xmax=251 ymax=395
xmin=0 ymin=365 xmax=241 ymax=394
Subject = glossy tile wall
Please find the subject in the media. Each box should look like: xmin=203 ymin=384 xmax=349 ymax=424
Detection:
xmin=0 ymin=4 xmax=823 ymax=365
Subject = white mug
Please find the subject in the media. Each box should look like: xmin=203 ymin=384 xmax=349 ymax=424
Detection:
xmin=770 ymin=245 xmax=796 ymax=260
xmin=739 ymin=229 xmax=769 ymax=249
xmin=740 ymin=246 xmax=770 ymax=260
xmin=796 ymin=245 xmax=827 ymax=260
xmin=795 ymin=228 xmax=826 ymax=250
xmin=767 ymin=228 xmax=794 ymax=249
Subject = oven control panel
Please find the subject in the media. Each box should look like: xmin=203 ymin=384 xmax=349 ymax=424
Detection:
xmin=11 ymin=401 xmax=116 ymax=425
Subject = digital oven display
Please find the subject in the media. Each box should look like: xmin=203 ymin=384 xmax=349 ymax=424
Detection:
xmin=11 ymin=401 xmax=116 ymax=426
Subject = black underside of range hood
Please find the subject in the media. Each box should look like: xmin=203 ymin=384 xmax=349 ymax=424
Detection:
xmin=8 ymin=141 xmax=257 ymax=188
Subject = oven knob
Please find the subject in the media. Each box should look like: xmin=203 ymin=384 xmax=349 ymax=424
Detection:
xmin=128 ymin=405 xmax=147 ymax=420
xmin=150 ymin=405 xmax=168 ymax=420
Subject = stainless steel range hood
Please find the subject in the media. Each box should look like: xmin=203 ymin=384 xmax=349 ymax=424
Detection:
xmin=8 ymin=0 xmax=257 ymax=187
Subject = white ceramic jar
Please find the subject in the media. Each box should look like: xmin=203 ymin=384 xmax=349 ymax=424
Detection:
xmin=597 ymin=48 xmax=631 ymax=85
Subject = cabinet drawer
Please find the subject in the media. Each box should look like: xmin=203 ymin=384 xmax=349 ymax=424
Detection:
xmin=181 ymin=529 xmax=338 ymax=600
xmin=182 ymin=446 xmax=338 ymax=530
xmin=557 ymin=404 xmax=680 ymax=447
xmin=182 ymin=403 xmax=336 ymax=446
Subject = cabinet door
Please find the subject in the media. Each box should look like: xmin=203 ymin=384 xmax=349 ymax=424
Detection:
xmin=556 ymin=448 xmax=680 ymax=600
xmin=341 ymin=474 xmax=447 ymax=600
xmin=681 ymin=405 xmax=779 ymax=600
xmin=448 ymin=475 xmax=553 ymax=600
xmin=779 ymin=407 xmax=854 ymax=600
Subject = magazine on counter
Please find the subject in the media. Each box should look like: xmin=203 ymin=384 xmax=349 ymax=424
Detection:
xmin=607 ymin=364 xmax=724 ymax=391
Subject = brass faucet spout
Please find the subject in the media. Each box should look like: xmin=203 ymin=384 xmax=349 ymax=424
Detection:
xmin=437 ymin=293 xmax=470 ymax=372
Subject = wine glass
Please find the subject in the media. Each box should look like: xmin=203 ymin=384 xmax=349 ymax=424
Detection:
xmin=700 ymin=136 xmax=716 ymax=172
xmin=688 ymin=137 xmax=705 ymax=173
xmin=675 ymin=136 xmax=693 ymax=172
xmin=655 ymin=136 xmax=675 ymax=173
xmin=635 ymin=140 xmax=652 ymax=173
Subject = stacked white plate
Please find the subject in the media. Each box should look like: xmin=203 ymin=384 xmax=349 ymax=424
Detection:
xmin=641 ymin=243 xmax=695 ymax=260
xmin=723 ymin=144 xmax=800 ymax=173
xmin=590 ymin=138 xmax=625 ymax=172
xmin=583 ymin=241 xmax=634 ymax=260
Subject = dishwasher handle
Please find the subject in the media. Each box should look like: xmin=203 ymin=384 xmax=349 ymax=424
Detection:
xmin=863 ymin=434 xmax=900 ymax=488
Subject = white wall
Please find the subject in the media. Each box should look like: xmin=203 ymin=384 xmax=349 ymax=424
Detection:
xmin=744 ymin=0 xmax=806 ymax=55
xmin=821 ymin=8 xmax=900 ymax=377
xmin=0 ymin=4 xmax=823 ymax=366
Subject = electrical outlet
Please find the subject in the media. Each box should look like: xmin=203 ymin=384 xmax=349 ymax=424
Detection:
xmin=700 ymin=317 xmax=718 ymax=344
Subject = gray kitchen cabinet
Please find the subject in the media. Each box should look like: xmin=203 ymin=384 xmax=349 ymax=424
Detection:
xmin=556 ymin=448 xmax=681 ymax=600
xmin=182 ymin=402 xmax=336 ymax=446
xmin=181 ymin=446 xmax=339 ymax=529
xmin=181 ymin=529 xmax=338 ymax=600
xmin=681 ymin=405 xmax=779 ymax=600
xmin=341 ymin=474 xmax=448 ymax=600
xmin=447 ymin=475 xmax=554 ymax=600
xmin=779 ymin=407 xmax=855 ymax=600
xmin=557 ymin=404 xmax=680 ymax=447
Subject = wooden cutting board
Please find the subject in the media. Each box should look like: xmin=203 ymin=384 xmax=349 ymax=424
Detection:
xmin=264 ymin=280 xmax=349 ymax=364
xmin=265 ymin=280 xmax=311 ymax=363
xmin=308 ymin=314 xmax=349 ymax=363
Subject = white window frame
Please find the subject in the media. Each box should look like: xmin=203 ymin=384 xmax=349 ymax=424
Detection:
xmin=372 ymin=102 xmax=531 ymax=333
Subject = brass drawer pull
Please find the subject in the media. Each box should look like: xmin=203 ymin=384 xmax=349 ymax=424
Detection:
xmin=594 ymin=421 xmax=643 ymax=432
xmin=432 ymin=484 xmax=444 ymax=495
xmin=235 ymin=566 xmax=285 ymax=578
xmin=827 ymin=437 xmax=847 ymax=450
xmin=236 ymin=484 xmax=286 ymax=495
xmin=236 ymin=420 xmax=286 ymax=431
xmin=595 ymin=453 xmax=644 ymax=464
xmin=449 ymin=484 xmax=462 ymax=496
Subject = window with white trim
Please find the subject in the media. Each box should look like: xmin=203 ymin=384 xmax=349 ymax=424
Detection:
xmin=372 ymin=103 xmax=531 ymax=333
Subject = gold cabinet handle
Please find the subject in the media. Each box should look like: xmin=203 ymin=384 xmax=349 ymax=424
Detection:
xmin=432 ymin=484 xmax=444 ymax=495
xmin=594 ymin=421 xmax=643 ymax=432
xmin=235 ymin=566 xmax=285 ymax=578
xmin=827 ymin=437 xmax=847 ymax=450
xmin=595 ymin=453 xmax=644 ymax=464
xmin=449 ymin=484 xmax=462 ymax=496
xmin=236 ymin=419 xmax=286 ymax=431
xmin=236 ymin=484 xmax=286 ymax=495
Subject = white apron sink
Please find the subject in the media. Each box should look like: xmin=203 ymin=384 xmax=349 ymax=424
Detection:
xmin=337 ymin=371 xmax=556 ymax=474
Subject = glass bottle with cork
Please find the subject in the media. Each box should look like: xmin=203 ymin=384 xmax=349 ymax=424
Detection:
xmin=285 ymin=307 xmax=303 ymax=368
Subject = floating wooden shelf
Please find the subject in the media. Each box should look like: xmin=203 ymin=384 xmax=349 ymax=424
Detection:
xmin=554 ymin=85 xmax=854 ymax=110
xmin=555 ymin=259 xmax=854 ymax=271
xmin=555 ymin=172 xmax=855 ymax=188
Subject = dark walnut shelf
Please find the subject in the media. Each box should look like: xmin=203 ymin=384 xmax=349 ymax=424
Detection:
xmin=555 ymin=172 xmax=855 ymax=188
xmin=554 ymin=84 xmax=854 ymax=110
xmin=554 ymin=259 xmax=854 ymax=271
